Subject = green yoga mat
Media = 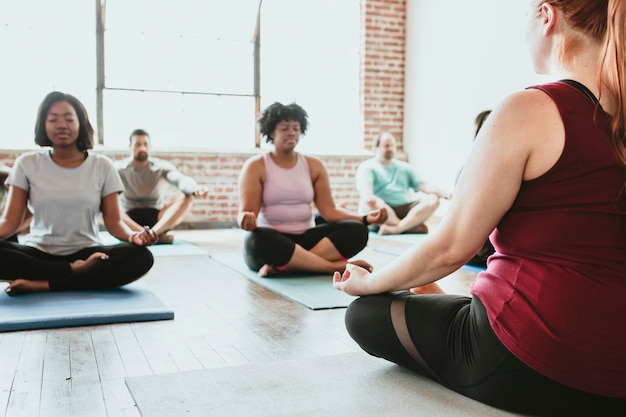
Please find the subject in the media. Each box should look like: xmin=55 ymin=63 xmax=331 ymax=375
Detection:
xmin=369 ymin=231 xmax=431 ymax=244
xmin=373 ymin=246 xmax=487 ymax=272
xmin=0 ymin=281 xmax=174 ymax=332
xmin=209 ymin=252 xmax=356 ymax=310
xmin=97 ymin=231 xmax=208 ymax=257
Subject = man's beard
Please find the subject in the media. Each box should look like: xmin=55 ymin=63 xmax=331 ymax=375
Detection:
xmin=134 ymin=152 xmax=148 ymax=162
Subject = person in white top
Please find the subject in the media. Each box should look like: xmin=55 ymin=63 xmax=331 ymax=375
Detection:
xmin=0 ymin=91 xmax=156 ymax=295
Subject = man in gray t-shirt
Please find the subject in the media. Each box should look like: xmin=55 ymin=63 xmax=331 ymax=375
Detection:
xmin=114 ymin=129 xmax=207 ymax=243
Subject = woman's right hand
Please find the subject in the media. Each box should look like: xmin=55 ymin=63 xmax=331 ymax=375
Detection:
xmin=333 ymin=263 xmax=373 ymax=296
xmin=238 ymin=211 xmax=258 ymax=231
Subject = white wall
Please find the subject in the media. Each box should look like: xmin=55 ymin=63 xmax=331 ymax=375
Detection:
xmin=403 ymin=1 xmax=549 ymax=192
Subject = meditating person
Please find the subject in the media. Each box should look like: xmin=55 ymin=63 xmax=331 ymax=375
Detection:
xmin=238 ymin=102 xmax=387 ymax=277
xmin=334 ymin=1 xmax=626 ymax=415
xmin=356 ymin=132 xmax=451 ymax=235
xmin=115 ymin=128 xmax=208 ymax=244
xmin=0 ymin=91 xmax=156 ymax=295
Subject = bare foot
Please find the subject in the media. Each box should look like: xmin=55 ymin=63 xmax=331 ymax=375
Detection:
xmin=378 ymin=224 xmax=401 ymax=235
xmin=70 ymin=252 xmax=109 ymax=273
xmin=348 ymin=259 xmax=374 ymax=272
xmin=409 ymin=282 xmax=445 ymax=294
xmin=5 ymin=279 xmax=50 ymax=296
xmin=258 ymin=264 xmax=280 ymax=277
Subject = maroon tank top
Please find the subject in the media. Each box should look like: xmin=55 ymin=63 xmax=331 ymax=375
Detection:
xmin=471 ymin=81 xmax=626 ymax=397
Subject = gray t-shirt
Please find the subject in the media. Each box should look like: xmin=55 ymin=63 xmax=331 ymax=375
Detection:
xmin=114 ymin=157 xmax=199 ymax=211
xmin=7 ymin=150 xmax=123 ymax=255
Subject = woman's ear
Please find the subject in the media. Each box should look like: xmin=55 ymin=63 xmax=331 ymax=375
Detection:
xmin=540 ymin=2 xmax=557 ymax=36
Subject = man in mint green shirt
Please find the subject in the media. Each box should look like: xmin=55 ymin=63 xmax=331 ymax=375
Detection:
xmin=356 ymin=132 xmax=451 ymax=234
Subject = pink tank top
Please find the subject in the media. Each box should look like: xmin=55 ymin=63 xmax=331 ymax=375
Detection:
xmin=471 ymin=82 xmax=626 ymax=397
xmin=257 ymin=153 xmax=315 ymax=234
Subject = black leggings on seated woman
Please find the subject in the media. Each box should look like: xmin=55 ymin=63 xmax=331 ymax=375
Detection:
xmin=243 ymin=220 xmax=369 ymax=272
xmin=0 ymin=240 xmax=154 ymax=291
xmin=346 ymin=292 xmax=626 ymax=416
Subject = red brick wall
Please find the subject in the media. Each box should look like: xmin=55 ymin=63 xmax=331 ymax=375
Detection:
xmin=0 ymin=4 xmax=407 ymax=228
xmin=0 ymin=150 xmax=371 ymax=227
xmin=361 ymin=0 xmax=406 ymax=151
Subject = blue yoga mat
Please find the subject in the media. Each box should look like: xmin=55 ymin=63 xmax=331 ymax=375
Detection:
xmin=0 ymin=282 xmax=174 ymax=332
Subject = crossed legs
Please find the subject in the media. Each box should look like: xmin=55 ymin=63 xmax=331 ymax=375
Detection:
xmin=1 ymin=242 xmax=153 ymax=295
xmin=377 ymin=193 xmax=439 ymax=235
xmin=123 ymin=193 xmax=193 ymax=236
xmin=244 ymin=221 xmax=370 ymax=276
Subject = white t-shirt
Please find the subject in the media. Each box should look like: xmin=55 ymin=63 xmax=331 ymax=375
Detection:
xmin=7 ymin=150 xmax=124 ymax=255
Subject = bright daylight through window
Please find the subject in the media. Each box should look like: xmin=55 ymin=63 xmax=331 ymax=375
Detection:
xmin=0 ymin=0 xmax=360 ymax=153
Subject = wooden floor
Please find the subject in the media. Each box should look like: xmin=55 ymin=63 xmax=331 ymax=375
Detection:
xmin=0 ymin=226 xmax=477 ymax=417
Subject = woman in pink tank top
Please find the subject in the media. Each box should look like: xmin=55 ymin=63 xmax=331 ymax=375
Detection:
xmin=333 ymin=1 xmax=626 ymax=415
xmin=238 ymin=102 xmax=388 ymax=276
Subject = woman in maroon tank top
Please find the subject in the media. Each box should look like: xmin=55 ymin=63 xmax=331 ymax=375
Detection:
xmin=333 ymin=1 xmax=626 ymax=415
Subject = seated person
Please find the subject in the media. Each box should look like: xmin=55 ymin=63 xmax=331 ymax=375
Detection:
xmin=356 ymin=132 xmax=451 ymax=235
xmin=238 ymin=102 xmax=387 ymax=277
xmin=1 ymin=91 xmax=155 ymax=295
xmin=115 ymin=129 xmax=207 ymax=244
xmin=0 ymin=164 xmax=31 ymax=242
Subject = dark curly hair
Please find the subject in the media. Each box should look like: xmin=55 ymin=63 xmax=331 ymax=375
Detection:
xmin=258 ymin=102 xmax=308 ymax=143
xmin=34 ymin=91 xmax=94 ymax=151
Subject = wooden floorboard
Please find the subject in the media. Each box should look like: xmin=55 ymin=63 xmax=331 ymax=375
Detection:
xmin=0 ymin=227 xmax=477 ymax=417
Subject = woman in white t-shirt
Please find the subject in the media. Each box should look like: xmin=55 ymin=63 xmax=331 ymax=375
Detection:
xmin=0 ymin=91 xmax=157 ymax=295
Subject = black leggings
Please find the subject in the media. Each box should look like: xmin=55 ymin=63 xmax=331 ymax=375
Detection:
xmin=346 ymin=292 xmax=626 ymax=416
xmin=0 ymin=240 xmax=154 ymax=291
xmin=243 ymin=220 xmax=368 ymax=271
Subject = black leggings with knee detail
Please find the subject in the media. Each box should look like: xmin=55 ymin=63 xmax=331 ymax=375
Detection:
xmin=0 ymin=240 xmax=154 ymax=291
xmin=243 ymin=220 xmax=368 ymax=271
xmin=345 ymin=292 xmax=626 ymax=416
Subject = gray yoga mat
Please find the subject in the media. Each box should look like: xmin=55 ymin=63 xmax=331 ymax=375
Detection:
xmin=125 ymin=352 xmax=528 ymax=417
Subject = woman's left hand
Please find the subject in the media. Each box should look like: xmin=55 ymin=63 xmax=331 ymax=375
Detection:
xmin=129 ymin=227 xmax=158 ymax=246
xmin=333 ymin=263 xmax=373 ymax=296
xmin=365 ymin=207 xmax=388 ymax=225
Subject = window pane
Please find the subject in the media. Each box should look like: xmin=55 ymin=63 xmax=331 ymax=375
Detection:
xmin=105 ymin=0 xmax=257 ymax=94
xmin=103 ymin=90 xmax=254 ymax=149
xmin=0 ymin=0 xmax=360 ymax=153
xmin=260 ymin=0 xmax=361 ymax=154
xmin=0 ymin=0 xmax=96 ymax=149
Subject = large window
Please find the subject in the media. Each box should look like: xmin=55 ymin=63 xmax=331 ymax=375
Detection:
xmin=102 ymin=0 xmax=259 ymax=149
xmin=0 ymin=0 xmax=96 ymax=150
xmin=0 ymin=0 xmax=360 ymax=153
xmin=259 ymin=0 xmax=361 ymax=154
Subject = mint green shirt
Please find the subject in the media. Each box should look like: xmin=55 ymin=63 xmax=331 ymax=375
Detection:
xmin=356 ymin=158 xmax=422 ymax=207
